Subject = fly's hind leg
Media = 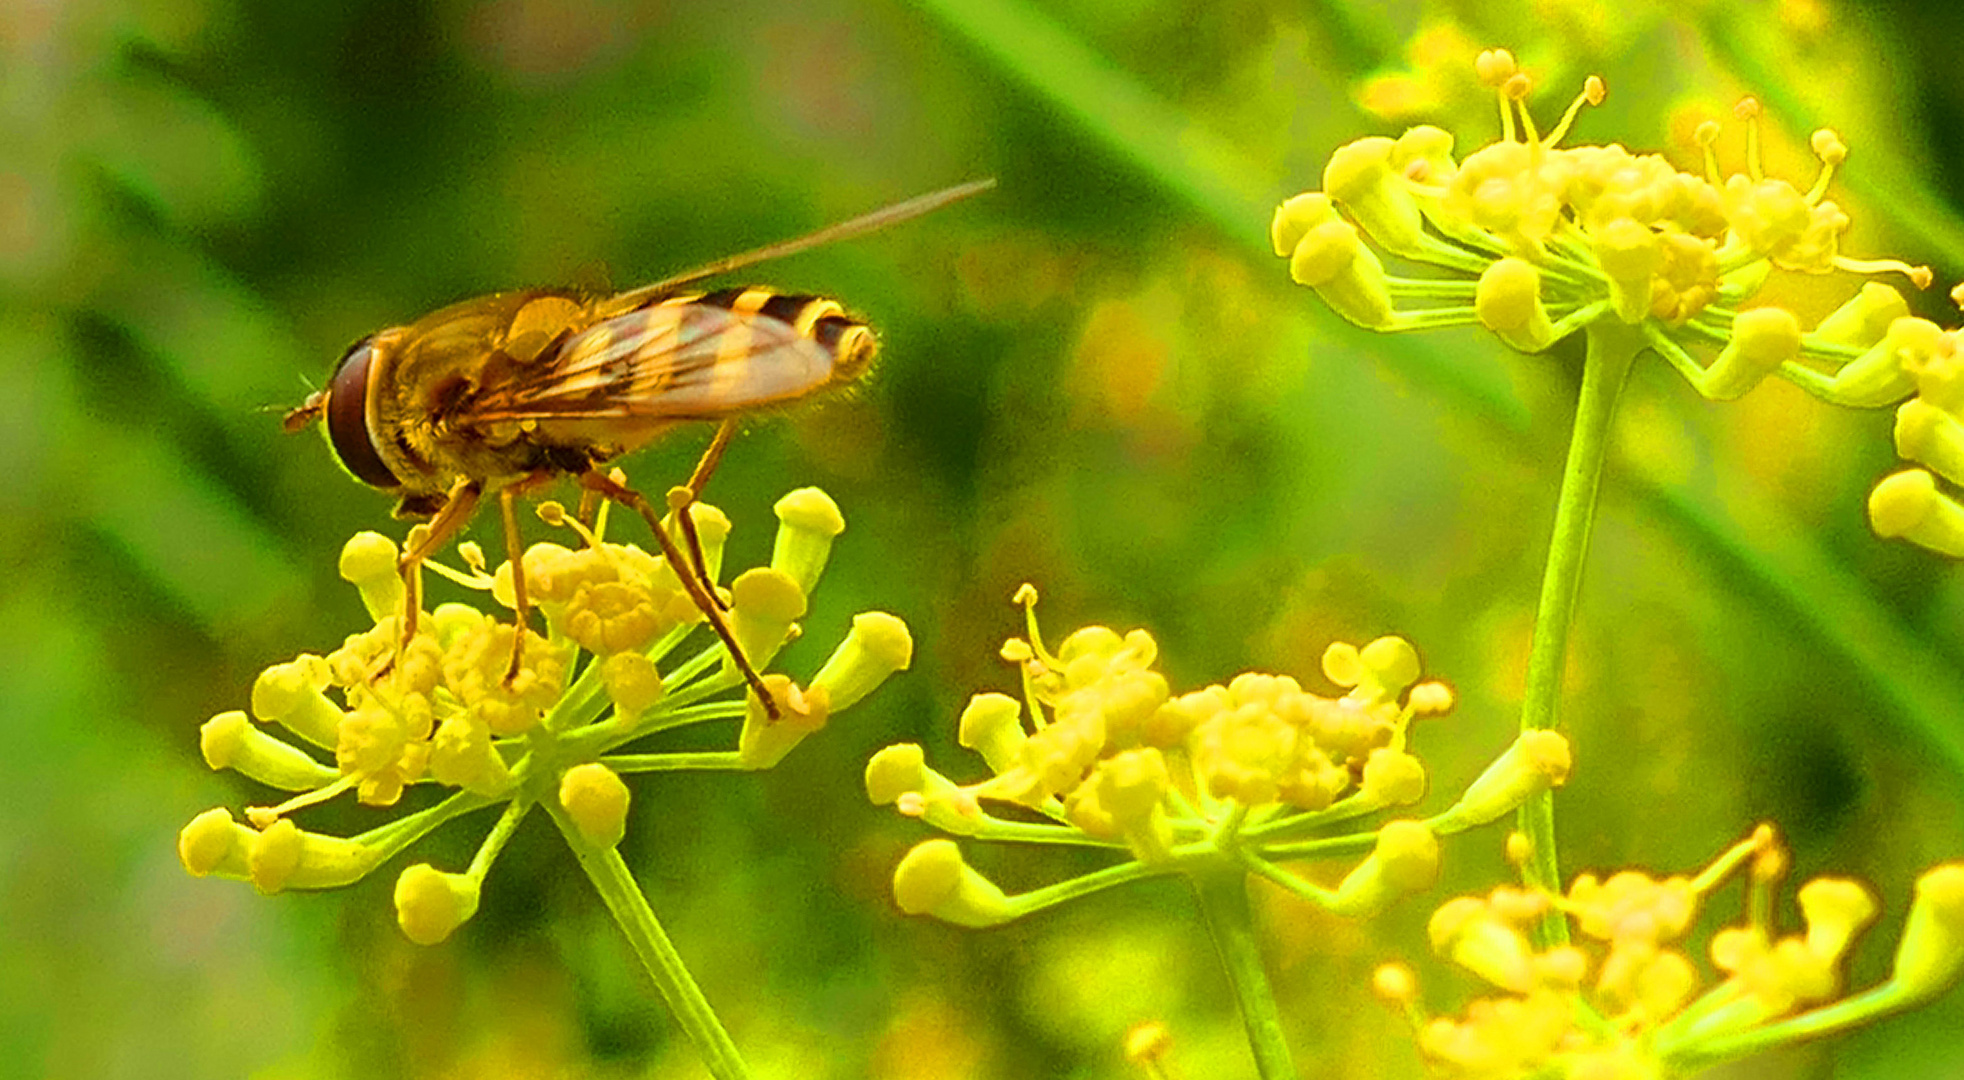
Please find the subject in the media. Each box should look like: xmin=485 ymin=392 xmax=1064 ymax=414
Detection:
xmin=671 ymin=419 xmax=739 ymax=610
xmin=579 ymin=465 xmax=780 ymax=719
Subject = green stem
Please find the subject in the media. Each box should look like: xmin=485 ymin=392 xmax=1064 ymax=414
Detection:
xmin=547 ymin=801 xmax=749 ymax=1080
xmin=467 ymin=798 xmax=532 ymax=881
xmin=1190 ymin=870 xmax=1300 ymax=1080
xmin=1517 ymin=319 xmax=1640 ymax=944
xmin=1659 ymin=982 xmax=1908 ymax=1072
xmin=604 ymin=751 xmax=745 ymax=772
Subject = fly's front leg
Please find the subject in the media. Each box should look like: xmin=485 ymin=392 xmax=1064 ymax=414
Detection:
xmin=494 ymin=469 xmax=557 ymax=686
xmin=580 ymin=467 xmax=780 ymax=720
xmin=386 ymin=478 xmax=483 ymax=679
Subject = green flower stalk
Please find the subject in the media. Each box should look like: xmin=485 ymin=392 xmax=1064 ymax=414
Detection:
xmin=179 ymin=486 xmax=907 ymax=1080
xmin=867 ymin=585 xmax=1549 ymax=1079
xmin=1374 ymin=826 xmax=1964 ymax=1078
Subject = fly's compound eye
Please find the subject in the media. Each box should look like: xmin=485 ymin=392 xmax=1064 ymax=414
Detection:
xmin=323 ymin=336 xmax=404 ymax=490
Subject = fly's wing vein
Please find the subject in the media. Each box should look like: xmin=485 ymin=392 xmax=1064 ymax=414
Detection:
xmin=469 ymin=305 xmax=836 ymax=420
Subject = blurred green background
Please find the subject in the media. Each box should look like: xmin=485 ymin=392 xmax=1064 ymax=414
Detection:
xmin=6 ymin=0 xmax=1964 ymax=1076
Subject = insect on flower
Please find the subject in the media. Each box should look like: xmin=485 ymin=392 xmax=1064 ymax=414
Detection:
xmin=283 ymin=179 xmax=994 ymax=713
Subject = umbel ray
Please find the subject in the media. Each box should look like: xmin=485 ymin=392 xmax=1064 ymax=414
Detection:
xmin=284 ymin=179 xmax=996 ymax=716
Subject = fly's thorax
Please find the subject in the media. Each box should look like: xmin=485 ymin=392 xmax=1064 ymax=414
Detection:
xmin=315 ymin=290 xmax=588 ymax=500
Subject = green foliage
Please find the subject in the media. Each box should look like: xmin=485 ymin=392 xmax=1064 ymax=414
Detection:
xmin=9 ymin=1 xmax=1964 ymax=1077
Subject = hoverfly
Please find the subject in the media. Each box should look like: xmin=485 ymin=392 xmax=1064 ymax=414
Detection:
xmin=283 ymin=179 xmax=994 ymax=713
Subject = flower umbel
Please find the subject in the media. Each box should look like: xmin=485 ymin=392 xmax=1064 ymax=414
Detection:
xmin=867 ymin=585 xmax=1550 ymax=926
xmin=181 ymin=486 xmax=909 ymax=948
xmin=1273 ymin=49 xmax=1931 ymax=410
xmin=1382 ymin=825 xmax=1964 ymax=1078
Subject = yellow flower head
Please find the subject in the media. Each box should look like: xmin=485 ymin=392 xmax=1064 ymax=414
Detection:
xmin=1273 ymin=47 xmax=1931 ymax=414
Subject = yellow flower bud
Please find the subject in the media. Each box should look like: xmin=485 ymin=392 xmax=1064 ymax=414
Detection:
xmin=1097 ymin=748 xmax=1174 ymax=864
xmin=430 ymin=602 xmax=486 ymax=651
xmin=892 ymin=839 xmax=1014 ymax=927
xmin=1591 ymin=217 xmax=1661 ymax=325
xmin=729 ymin=567 xmax=807 ymax=672
xmin=1889 ymin=862 xmax=1964 ymax=1006
xmin=1436 ymin=730 xmax=1572 ymax=832
xmin=1428 ymin=895 xmax=1536 ymax=991
xmin=559 ymin=762 xmax=631 ymax=849
xmin=866 ymin=743 xmax=931 ymax=805
xmin=250 ymin=656 xmax=342 ymax=749
xmin=1393 ymin=126 xmax=1456 ymax=180
xmin=811 ymin=612 xmax=913 ymax=713
xmin=1869 ymin=469 xmax=1964 ymax=557
xmin=1900 ymin=322 xmax=1964 ymax=413
xmin=1289 ymin=220 xmax=1396 ymax=330
xmin=200 ymin=710 xmax=339 ymax=791
xmin=1798 ymin=877 xmax=1877 ymax=963
xmin=1699 ymin=306 xmax=1801 ymax=400
xmin=600 ymin=651 xmax=665 ymax=718
xmin=737 ymin=674 xmax=830 ymax=770
xmin=865 ymin=743 xmax=988 ymax=835
xmin=428 ymin=713 xmax=513 ymax=796
xmin=1332 ymin=819 xmax=1441 ymax=916
xmin=339 ymin=531 xmax=403 ymax=623
xmin=1362 ymin=748 xmax=1428 ymax=806
xmin=1475 ymin=257 xmax=1556 ymax=352
xmin=394 ymin=864 xmax=482 ymax=946
xmin=178 ymin=808 xmax=255 ymax=879
xmin=1895 ymin=399 xmax=1964 ymax=488
xmin=1324 ymin=136 xmax=1431 ymax=259
xmin=246 ymin=818 xmax=383 ymax=894
xmin=1814 ymin=283 xmax=1908 ymax=349
xmin=958 ymin=692 xmax=1026 ymax=774
xmin=1270 ymin=191 xmax=1337 ymax=258
xmin=492 ymin=541 xmax=585 ymax=609
xmin=771 ymin=487 xmax=846 ymax=596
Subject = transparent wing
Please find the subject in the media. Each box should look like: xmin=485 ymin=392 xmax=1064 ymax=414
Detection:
xmin=468 ymin=303 xmax=837 ymax=421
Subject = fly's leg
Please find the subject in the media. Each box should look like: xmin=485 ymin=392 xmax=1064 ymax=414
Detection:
xmin=498 ymin=488 xmax=531 ymax=684
xmin=384 ymin=478 xmax=484 ymax=680
xmin=574 ymin=485 xmax=604 ymax=533
xmin=672 ymin=420 xmax=739 ymax=610
xmin=580 ymin=466 xmax=780 ymax=719
xmin=494 ymin=470 xmax=558 ymax=685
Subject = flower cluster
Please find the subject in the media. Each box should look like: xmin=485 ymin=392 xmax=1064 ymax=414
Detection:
xmin=1377 ymin=826 xmax=1964 ymax=1078
xmin=865 ymin=586 xmax=1571 ymax=927
xmin=1866 ymin=289 xmax=1964 ymax=556
xmin=180 ymin=487 xmax=911 ymax=944
xmin=1271 ymin=48 xmax=1930 ymax=409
